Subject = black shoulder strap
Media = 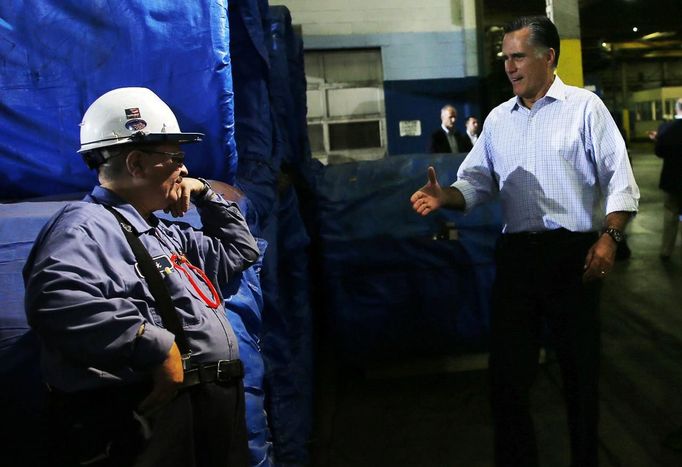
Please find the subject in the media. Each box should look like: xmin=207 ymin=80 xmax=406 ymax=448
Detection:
xmin=104 ymin=206 xmax=191 ymax=357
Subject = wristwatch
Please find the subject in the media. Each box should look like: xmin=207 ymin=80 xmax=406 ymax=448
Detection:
xmin=603 ymin=226 xmax=624 ymax=243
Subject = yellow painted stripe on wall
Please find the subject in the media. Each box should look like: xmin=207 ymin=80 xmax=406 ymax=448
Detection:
xmin=556 ymin=38 xmax=584 ymax=88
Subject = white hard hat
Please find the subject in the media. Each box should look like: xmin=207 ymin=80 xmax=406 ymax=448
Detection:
xmin=78 ymin=87 xmax=203 ymax=154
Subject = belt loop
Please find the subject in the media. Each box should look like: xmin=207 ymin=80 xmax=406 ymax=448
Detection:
xmin=196 ymin=362 xmax=209 ymax=383
xmin=181 ymin=352 xmax=192 ymax=371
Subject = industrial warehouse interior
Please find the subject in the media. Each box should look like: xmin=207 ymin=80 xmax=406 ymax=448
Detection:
xmin=310 ymin=142 xmax=682 ymax=467
xmin=2 ymin=1 xmax=682 ymax=466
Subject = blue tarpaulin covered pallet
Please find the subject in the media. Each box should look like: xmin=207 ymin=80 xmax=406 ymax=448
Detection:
xmin=229 ymin=2 xmax=315 ymax=464
xmin=308 ymin=153 xmax=502 ymax=364
xmin=229 ymin=0 xmax=278 ymax=230
xmin=261 ymin=6 xmax=315 ymax=467
xmin=0 ymin=0 xmax=238 ymax=199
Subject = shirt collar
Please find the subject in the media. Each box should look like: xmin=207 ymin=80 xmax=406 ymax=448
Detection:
xmin=87 ymin=186 xmax=157 ymax=233
xmin=511 ymin=74 xmax=566 ymax=112
xmin=441 ymin=124 xmax=454 ymax=134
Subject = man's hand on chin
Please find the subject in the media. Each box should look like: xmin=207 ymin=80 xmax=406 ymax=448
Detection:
xmin=164 ymin=178 xmax=207 ymax=217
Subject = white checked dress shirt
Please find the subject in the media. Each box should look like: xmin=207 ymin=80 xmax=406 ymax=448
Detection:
xmin=452 ymin=76 xmax=639 ymax=233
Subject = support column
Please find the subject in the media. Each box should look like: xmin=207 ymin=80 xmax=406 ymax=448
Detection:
xmin=461 ymin=0 xmax=482 ymax=77
xmin=620 ymin=62 xmax=631 ymax=142
xmin=546 ymin=0 xmax=584 ymax=88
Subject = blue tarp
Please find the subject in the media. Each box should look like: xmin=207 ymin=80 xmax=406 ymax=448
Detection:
xmin=223 ymin=238 xmax=274 ymax=467
xmin=229 ymin=0 xmax=278 ymax=231
xmin=309 ymin=153 xmax=502 ymax=364
xmin=0 ymin=201 xmax=69 ymax=466
xmin=259 ymin=185 xmax=313 ymax=467
xmin=269 ymin=6 xmax=310 ymax=170
xmin=259 ymin=7 xmax=314 ymax=465
xmin=228 ymin=3 xmax=315 ymax=464
xmin=0 ymin=0 xmax=237 ymax=200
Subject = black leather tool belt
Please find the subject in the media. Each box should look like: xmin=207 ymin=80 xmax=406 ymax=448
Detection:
xmin=182 ymin=359 xmax=244 ymax=388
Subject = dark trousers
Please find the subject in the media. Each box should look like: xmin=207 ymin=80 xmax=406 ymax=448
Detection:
xmin=490 ymin=230 xmax=601 ymax=467
xmin=135 ymin=380 xmax=249 ymax=467
xmin=48 ymin=380 xmax=249 ymax=467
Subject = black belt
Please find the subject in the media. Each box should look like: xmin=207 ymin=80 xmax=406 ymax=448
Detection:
xmin=182 ymin=359 xmax=244 ymax=388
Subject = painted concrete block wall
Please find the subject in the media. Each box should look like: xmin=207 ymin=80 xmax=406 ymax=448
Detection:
xmin=278 ymin=0 xmax=479 ymax=81
xmin=280 ymin=0 xmax=462 ymax=34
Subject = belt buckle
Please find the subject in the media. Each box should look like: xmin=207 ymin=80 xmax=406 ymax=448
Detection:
xmin=216 ymin=359 xmax=236 ymax=382
xmin=216 ymin=360 xmax=229 ymax=380
xmin=216 ymin=359 xmax=243 ymax=382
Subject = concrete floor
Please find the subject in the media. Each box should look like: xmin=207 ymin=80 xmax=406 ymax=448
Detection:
xmin=311 ymin=143 xmax=682 ymax=467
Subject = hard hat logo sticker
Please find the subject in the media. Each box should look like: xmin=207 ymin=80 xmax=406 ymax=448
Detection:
xmin=125 ymin=108 xmax=141 ymax=119
xmin=125 ymin=119 xmax=147 ymax=131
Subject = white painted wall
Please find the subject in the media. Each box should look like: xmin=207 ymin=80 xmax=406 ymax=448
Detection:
xmin=274 ymin=0 xmax=480 ymax=80
xmin=278 ymin=0 xmax=461 ymax=35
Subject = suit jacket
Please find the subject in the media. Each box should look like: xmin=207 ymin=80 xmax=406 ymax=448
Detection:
xmin=428 ymin=128 xmax=473 ymax=154
xmin=655 ymin=119 xmax=682 ymax=194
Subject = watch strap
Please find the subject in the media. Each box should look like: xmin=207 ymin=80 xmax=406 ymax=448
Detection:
xmin=603 ymin=226 xmax=624 ymax=243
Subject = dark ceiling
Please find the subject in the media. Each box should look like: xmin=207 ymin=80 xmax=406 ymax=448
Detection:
xmin=483 ymin=0 xmax=682 ymax=71
xmin=580 ymin=0 xmax=682 ymax=68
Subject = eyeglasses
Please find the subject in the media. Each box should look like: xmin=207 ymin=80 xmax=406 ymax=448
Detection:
xmin=139 ymin=150 xmax=186 ymax=165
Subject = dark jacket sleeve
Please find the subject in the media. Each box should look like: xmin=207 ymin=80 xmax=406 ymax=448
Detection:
xmin=655 ymin=120 xmax=682 ymax=194
xmin=655 ymin=120 xmax=682 ymax=159
xmin=429 ymin=130 xmax=448 ymax=153
xmin=456 ymin=132 xmax=473 ymax=153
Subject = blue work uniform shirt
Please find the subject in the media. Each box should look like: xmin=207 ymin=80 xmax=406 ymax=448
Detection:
xmin=23 ymin=185 xmax=260 ymax=392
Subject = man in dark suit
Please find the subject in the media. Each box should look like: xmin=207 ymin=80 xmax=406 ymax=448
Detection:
xmin=653 ymin=98 xmax=682 ymax=260
xmin=428 ymin=104 xmax=473 ymax=154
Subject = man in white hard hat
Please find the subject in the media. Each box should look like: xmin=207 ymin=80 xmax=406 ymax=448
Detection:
xmin=23 ymin=87 xmax=259 ymax=467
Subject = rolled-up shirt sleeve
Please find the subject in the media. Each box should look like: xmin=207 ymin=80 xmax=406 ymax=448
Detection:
xmin=586 ymin=99 xmax=640 ymax=215
xmin=451 ymin=125 xmax=498 ymax=211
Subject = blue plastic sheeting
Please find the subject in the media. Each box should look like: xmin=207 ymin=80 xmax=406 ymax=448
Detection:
xmin=223 ymin=238 xmax=273 ymax=467
xmin=229 ymin=0 xmax=279 ymax=229
xmin=0 ymin=200 xmax=271 ymax=466
xmin=275 ymin=186 xmax=313 ymax=465
xmin=0 ymin=200 xmax=80 ymax=465
xmin=261 ymin=7 xmax=314 ymax=465
xmin=259 ymin=185 xmax=313 ymax=466
xmin=229 ymin=2 xmax=315 ymax=464
xmin=0 ymin=0 xmax=237 ymax=200
xmin=309 ymin=153 xmax=503 ymax=364
xmin=269 ymin=6 xmax=311 ymax=169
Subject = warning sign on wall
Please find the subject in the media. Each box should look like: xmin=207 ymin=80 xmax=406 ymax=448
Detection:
xmin=399 ymin=120 xmax=422 ymax=137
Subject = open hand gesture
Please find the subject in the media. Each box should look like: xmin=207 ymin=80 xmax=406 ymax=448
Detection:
xmin=410 ymin=166 xmax=443 ymax=216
